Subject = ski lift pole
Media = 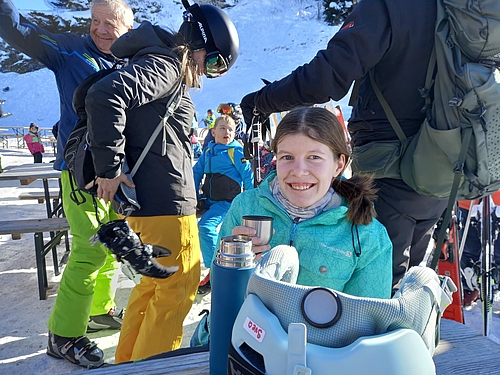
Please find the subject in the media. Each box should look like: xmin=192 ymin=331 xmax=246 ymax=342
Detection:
xmin=251 ymin=108 xmax=262 ymax=187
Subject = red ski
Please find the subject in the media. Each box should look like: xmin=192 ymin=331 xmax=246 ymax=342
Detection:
xmin=436 ymin=206 xmax=464 ymax=323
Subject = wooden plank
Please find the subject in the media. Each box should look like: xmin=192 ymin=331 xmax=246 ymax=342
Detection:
xmin=0 ymin=218 xmax=69 ymax=238
xmin=20 ymin=178 xmax=36 ymax=185
xmin=67 ymin=319 xmax=500 ymax=375
xmin=0 ymin=163 xmax=61 ymax=183
xmin=18 ymin=190 xmax=60 ymax=203
xmin=434 ymin=319 xmax=500 ymax=374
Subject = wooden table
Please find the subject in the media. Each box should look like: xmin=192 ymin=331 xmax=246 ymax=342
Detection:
xmin=69 ymin=319 xmax=500 ymax=375
xmin=0 ymin=162 xmax=62 ymax=218
xmin=0 ymin=162 xmax=61 ymax=182
xmin=0 ymin=162 xmax=69 ymax=299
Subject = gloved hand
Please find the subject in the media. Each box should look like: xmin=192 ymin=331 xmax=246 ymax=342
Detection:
xmin=240 ymin=92 xmax=272 ymax=142
xmin=240 ymin=91 xmax=259 ymax=129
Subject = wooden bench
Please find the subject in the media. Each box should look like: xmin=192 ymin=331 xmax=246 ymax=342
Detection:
xmin=0 ymin=218 xmax=70 ymax=300
xmin=18 ymin=189 xmax=60 ymax=204
xmin=69 ymin=319 xmax=500 ymax=375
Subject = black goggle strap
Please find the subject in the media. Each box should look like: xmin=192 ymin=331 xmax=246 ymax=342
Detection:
xmin=181 ymin=0 xmax=218 ymax=56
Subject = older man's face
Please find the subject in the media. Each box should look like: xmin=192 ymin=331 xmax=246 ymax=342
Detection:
xmin=90 ymin=4 xmax=132 ymax=54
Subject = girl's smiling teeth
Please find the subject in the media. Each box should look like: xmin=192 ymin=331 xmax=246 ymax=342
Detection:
xmin=290 ymin=183 xmax=314 ymax=190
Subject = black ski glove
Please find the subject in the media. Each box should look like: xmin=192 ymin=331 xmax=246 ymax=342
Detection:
xmin=240 ymin=92 xmax=272 ymax=142
xmin=240 ymin=91 xmax=260 ymax=129
xmin=97 ymin=219 xmax=178 ymax=279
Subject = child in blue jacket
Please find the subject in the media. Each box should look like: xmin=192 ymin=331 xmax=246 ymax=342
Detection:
xmin=193 ymin=115 xmax=254 ymax=267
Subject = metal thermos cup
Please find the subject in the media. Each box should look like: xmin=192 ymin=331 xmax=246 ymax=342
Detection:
xmin=210 ymin=235 xmax=256 ymax=375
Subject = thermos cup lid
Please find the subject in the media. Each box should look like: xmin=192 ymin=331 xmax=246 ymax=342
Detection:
xmin=216 ymin=235 xmax=255 ymax=268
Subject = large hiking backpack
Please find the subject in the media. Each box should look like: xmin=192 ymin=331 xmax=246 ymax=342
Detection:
xmin=353 ymin=0 xmax=500 ymax=202
xmin=401 ymin=0 xmax=500 ymax=201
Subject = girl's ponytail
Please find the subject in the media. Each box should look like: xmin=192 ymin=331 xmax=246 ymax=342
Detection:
xmin=332 ymin=174 xmax=377 ymax=226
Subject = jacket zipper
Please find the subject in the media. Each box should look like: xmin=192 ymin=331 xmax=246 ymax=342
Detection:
xmin=289 ymin=217 xmax=300 ymax=246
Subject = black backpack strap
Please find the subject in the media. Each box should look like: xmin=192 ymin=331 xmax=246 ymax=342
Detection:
xmin=68 ymin=174 xmax=86 ymax=205
xmin=429 ymin=126 xmax=472 ymax=270
xmin=129 ymin=83 xmax=183 ymax=178
xmin=369 ymin=70 xmax=407 ymax=141
xmin=366 ymin=46 xmax=436 ymax=142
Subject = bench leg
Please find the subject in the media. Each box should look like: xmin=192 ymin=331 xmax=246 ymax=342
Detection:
xmin=34 ymin=232 xmax=48 ymax=300
xmin=52 ymin=245 xmax=60 ymax=276
xmin=58 ymin=231 xmax=71 ymax=268
xmin=43 ymin=179 xmax=52 ymax=218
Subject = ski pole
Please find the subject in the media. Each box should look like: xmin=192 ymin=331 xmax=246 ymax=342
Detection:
xmin=480 ymin=195 xmax=493 ymax=336
xmin=250 ymin=108 xmax=262 ymax=187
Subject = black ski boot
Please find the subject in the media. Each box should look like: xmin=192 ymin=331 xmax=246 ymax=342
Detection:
xmin=97 ymin=219 xmax=178 ymax=279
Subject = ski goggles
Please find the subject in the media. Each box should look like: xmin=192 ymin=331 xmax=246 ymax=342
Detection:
xmin=205 ymin=51 xmax=228 ymax=79
xmin=217 ymin=103 xmax=235 ymax=115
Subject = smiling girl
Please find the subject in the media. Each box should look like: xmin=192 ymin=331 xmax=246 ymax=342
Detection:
xmin=216 ymin=106 xmax=393 ymax=298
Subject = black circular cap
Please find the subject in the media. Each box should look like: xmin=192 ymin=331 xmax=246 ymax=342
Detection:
xmin=301 ymin=287 xmax=342 ymax=328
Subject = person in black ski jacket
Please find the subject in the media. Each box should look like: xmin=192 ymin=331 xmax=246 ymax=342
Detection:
xmin=85 ymin=1 xmax=240 ymax=362
xmin=0 ymin=0 xmax=134 ymax=368
xmin=240 ymin=0 xmax=447 ymax=295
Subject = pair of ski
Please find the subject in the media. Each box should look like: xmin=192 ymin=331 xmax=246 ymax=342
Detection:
xmin=430 ymin=198 xmax=497 ymax=336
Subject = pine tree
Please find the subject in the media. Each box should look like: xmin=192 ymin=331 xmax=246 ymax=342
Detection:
xmin=322 ymin=0 xmax=357 ymax=26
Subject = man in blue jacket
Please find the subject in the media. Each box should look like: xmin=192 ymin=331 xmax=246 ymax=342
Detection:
xmin=0 ymin=0 xmax=133 ymax=367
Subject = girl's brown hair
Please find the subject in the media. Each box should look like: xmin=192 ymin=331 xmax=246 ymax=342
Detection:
xmin=172 ymin=43 xmax=203 ymax=89
xmin=271 ymin=106 xmax=377 ymax=225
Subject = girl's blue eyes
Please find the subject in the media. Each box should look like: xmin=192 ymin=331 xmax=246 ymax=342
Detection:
xmin=280 ymin=155 xmax=320 ymax=160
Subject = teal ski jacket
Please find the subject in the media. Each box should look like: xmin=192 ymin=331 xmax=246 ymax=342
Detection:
xmin=217 ymin=172 xmax=393 ymax=299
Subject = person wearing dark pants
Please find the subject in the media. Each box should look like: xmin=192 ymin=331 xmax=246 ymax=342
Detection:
xmin=374 ymin=179 xmax=447 ymax=294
